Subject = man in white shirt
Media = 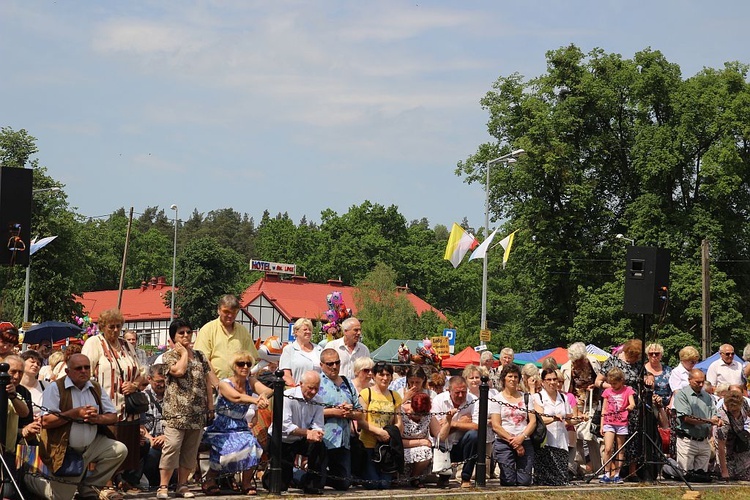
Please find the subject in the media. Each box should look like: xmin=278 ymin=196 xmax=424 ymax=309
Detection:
xmin=669 ymin=346 xmax=700 ymax=393
xmin=27 ymin=354 xmax=126 ymax=500
xmin=432 ymin=376 xmax=478 ymax=488
xmin=326 ymin=318 xmax=369 ymax=379
xmin=706 ymin=344 xmax=745 ymax=387
xmin=267 ymin=370 xmax=327 ymax=494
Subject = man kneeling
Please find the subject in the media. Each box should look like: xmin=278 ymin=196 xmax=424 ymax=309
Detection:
xmin=26 ymin=354 xmax=127 ymax=500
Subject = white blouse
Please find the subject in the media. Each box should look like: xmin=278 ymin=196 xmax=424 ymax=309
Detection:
xmin=535 ymin=390 xmax=572 ymax=450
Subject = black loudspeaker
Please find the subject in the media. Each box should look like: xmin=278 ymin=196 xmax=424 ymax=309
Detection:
xmin=0 ymin=168 xmax=33 ymax=267
xmin=623 ymin=246 xmax=670 ymax=315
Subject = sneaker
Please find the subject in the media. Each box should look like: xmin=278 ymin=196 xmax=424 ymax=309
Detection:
xmin=599 ymin=474 xmax=610 ymax=484
xmin=611 ymin=475 xmax=623 ymax=484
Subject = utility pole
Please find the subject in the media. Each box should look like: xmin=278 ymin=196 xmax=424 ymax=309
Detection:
xmin=701 ymin=238 xmax=711 ymax=360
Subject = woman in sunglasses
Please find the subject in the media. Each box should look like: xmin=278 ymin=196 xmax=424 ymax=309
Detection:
xmin=202 ymin=351 xmax=269 ymax=495
xmin=645 ymin=343 xmax=672 ymax=406
xmin=352 ymin=357 xmax=375 ymax=393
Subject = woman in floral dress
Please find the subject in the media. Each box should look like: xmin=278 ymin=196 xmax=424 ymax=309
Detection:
xmin=399 ymin=392 xmax=446 ymax=487
xmin=158 ymin=319 xmax=216 ymax=499
xmin=202 ymin=351 xmax=269 ymax=495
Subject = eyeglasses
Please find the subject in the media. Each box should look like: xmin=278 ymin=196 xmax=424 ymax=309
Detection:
xmin=544 ymin=377 xmax=558 ymax=382
xmin=360 ymin=368 xmax=372 ymax=374
xmin=71 ymin=365 xmax=91 ymax=371
xmin=648 ymin=352 xmax=661 ymax=357
xmin=322 ymin=360 xmax=341 ymax=367
xmin=235 ymin=361 xmax=252 ymax=368
xmin=721 ymin=352 xmax=735 ymax=356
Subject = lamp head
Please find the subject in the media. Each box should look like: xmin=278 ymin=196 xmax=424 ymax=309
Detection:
xmin=170 ymin=204 xmax=177 ymax=211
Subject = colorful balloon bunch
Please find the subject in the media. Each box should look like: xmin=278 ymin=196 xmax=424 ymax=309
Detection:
xmin=74 ymin=315 xmax=99 ymax=342
xmin=321 ymin=291 xmax=352 ymax=337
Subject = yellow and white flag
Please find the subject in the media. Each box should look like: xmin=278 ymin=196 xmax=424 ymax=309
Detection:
xmin=498 ymin=230 xmax=517 ymax=269
xmin=443 ymin=223 xmax=478 ymax=268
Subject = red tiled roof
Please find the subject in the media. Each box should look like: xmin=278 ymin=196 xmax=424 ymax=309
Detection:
xmin=78 ymin=284 xmax=173 ymax=322
xmin=240 ymin=276 xmax=446 ymax=321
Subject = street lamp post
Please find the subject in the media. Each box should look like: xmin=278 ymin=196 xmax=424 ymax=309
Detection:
xmin=170 ymin=204 xmax=178 ymax=323
xmin=616 ymin=233 xmax=635 ymax=246
xmin=481 ymin=149 xmax=525 ymax=345
xmin=23 ymin=187 xmax=63 ymax=325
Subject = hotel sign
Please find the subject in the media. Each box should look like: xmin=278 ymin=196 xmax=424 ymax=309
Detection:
xmin=250 ymin=259 xmax=297 ymax=275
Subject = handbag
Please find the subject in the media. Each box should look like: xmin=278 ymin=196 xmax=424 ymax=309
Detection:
xmin=524 ymin=392 xmax=547 ymax=448
xmin=576 ymin=389 xmax=595 ymax=441
xmin=431 ymin=438 xmax=452 ymax=475
xmin=53 ymin=448 xmax=85 ymax=477
xmin=125 ymin=390 xmax=150 ymax=415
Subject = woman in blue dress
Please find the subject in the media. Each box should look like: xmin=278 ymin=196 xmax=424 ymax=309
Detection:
xmin=202 ymin=351 xmax=269 ymax=495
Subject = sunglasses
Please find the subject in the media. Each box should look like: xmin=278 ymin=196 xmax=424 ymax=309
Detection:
xmin=71 ymin=365 xmax=91 ymax=371
xmin=648 ymin=352 xmax=661 ymax=357
xmin=360 ymin=368 xmax=372 ymax=374
xmin=235 ymin=361 xmax=252 ymax=368
xmin=323 ymin=360 xmax=341 ymax=367
xmin=722 ymin=352 xmax=735 ymax=356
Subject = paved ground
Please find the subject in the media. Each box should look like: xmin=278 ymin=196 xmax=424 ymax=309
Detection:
xmin=119 ymin=478 xmax=747 ymax=499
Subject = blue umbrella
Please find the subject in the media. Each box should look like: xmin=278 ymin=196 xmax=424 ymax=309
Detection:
xmin=23 ymin=321 xmax=82 ymax=344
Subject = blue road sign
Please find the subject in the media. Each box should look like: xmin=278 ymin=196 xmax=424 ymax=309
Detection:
xmin=443 ymin=328 xmax=456 ymax=346
xmin=288 ymin=323 xmax=296 ymax=343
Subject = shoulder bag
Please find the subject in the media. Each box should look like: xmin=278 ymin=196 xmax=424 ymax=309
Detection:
xmin=524 ymin=392 xmax=547 ymax=448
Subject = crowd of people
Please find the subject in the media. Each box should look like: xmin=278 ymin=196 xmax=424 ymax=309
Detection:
xmin=2 ymin=305 xmax=750 ymax=499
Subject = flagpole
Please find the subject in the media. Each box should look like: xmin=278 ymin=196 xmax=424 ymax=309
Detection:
xmin=481 ymin=149 xmax=525 ymax=346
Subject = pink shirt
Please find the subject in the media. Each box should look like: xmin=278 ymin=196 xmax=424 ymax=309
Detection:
xmin=602 ymin=385 xmax=634 ymax=427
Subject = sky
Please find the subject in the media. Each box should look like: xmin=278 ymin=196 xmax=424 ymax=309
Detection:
xmin=2 ymin=1 xmax=749 ymax=232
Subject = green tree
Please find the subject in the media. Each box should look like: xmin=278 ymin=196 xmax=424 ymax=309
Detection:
xmin=354 ymin=263 xmax=419 ymax=349
xmin=458 ymin=45 xmax=750 ymax=350
xmin=172 ymin=236 xmax=245 ymax=328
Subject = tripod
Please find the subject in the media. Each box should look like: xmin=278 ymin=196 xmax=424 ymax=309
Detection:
xmin=585 ymin=315 xmax=692 ymax=490
xmin=0 ymin=362 xmax=26 ymax=500
xmin=0 ymin=449 xmax=26 ymax=500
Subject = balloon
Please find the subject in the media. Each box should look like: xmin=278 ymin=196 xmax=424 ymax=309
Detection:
xmin=329 ymin=291 xmax=343 ymax=307
xmin=325 ymin=309 xmax=337 ymax=322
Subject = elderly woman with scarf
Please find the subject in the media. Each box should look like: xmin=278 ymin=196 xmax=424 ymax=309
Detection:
xmin=82 ymin=309 xmax=142 ymax=498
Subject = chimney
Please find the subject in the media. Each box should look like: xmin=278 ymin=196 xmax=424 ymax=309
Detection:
xmin=291 ymin=275 xmax=308 ymax=283
xmin=150 ymin=276 xmax=157 ymax=288
xmin=327 ymin=278 xmax=344 ymax=286
xmin=140 ymin=281 xmax=147 ymax=291
xmin=264 ymin=272 xmax=280 ymax=282
xmin=156 ymin=276 xmax=167 ymax=289
xmin=396 ymin=284 xmax=410 ymax=293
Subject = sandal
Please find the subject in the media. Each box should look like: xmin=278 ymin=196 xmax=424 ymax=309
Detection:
xmin=98 ymin=487 xmax=124 ymax=500
xmin=156 ymin=485 xmax=169 ymax=500
xmin=176 ymin=484 xmax=195 ymax=498
xmin=200 ymin=483 xmax=221 ymax=496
